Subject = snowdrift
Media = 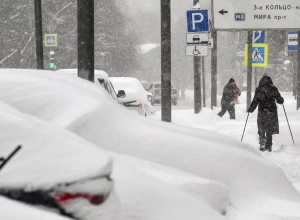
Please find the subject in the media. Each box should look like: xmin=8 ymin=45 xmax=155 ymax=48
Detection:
xmin=0 ymin=69 xmax=300 ymax=218
xmin=0 ymin=96 xmax=223 ymax=220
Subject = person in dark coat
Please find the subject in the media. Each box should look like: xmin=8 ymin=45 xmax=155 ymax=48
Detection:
xmin=247 ymin=74 xmax=284 ymax=152
xmin=218 ymin=78 xmax=240 ymax=119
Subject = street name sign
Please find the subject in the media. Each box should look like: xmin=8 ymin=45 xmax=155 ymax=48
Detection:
xmin=186 ymin=45 xmax=208 ymax=57
xmin=244 ymin=43 xmax=268 ymax=67
xmin=44 ymin=34 xmax=58 ymax=47
xmin=287 ymin=31 xmax=298 ymax=51
xmin=187 ymin=10 xmax=209 ymax=32
xmin=213 ymin=0 xmax=300 ymax=29
xmin=186 ymin=33 xmax=209 ymax=45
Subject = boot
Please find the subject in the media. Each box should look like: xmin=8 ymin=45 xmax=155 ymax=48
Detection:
xmin=265 ymin=142 xmax=272 ymax=152
xmin=259 ymin=137 xmax=266 ymax=151
xmin=265 ymin=134 xmax=273 ymax=152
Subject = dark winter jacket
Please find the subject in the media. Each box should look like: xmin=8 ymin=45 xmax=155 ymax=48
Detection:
xmin=248 ymin=76 xmax=284 ymax=135
xmin=221 ymin=83 xmax=235 ymax=107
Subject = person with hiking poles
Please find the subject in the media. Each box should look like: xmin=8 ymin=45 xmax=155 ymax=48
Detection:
xmin=247 ymin=73 xmax=284 ymax=152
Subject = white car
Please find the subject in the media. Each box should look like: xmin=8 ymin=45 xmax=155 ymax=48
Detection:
xmin=0 ymin=69 xmax=225 ymax=220
xmin=0 ymin=101 xmax=118 ymax=220
xmin=110 ymin=77 xmax=152 ymax=116
xmin=56 ymin=69 xmax=126 ymax=102
xmin=0 ymin=69 xmax=300 ymax=219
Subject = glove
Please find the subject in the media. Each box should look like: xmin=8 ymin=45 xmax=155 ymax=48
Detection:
xmin=247 ymin=107 xmax=254 ymax=113
xmin=277 ymin=97 xmax=284 ymax=105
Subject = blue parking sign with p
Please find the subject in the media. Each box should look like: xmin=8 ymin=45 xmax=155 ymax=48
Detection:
xmin=187 ymin=10 xmax=209 ymax=32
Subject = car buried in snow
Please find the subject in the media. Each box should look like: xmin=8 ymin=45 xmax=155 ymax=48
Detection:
xmin=0 ymin=101 xmax=118 ymax=220
xmin=110 ymin=77 xmax=153 ymax=117
xmin=56 ymin=68 xmax=126 ymax=103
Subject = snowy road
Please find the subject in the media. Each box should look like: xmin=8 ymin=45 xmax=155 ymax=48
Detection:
xmin=153 ymin=92 xmax=300 ymax=185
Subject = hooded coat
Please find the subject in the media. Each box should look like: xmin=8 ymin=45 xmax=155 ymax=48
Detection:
xmin=221 ymin=83 xmax=235 ymax=107
xmin=248 ymin=76 xmax=284 ymax=135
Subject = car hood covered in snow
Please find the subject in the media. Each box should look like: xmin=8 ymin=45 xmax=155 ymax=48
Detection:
xmin=0 ymin=100 xmax=112 ymax=189
xmin=0 ymin=69 xmax=300 ymax=219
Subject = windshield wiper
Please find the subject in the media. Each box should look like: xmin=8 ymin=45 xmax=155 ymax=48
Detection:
xmin=0 ymin=145 xmax=22 ymax=172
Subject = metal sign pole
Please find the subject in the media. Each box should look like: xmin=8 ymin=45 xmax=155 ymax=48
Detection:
xmin=297 ymin=30 xmax=300 ymax=110
xmin=193 ymin=0 xmax=202 ymax=114
xmin=211 ymin=30 xmax=218 ymax=109
xmin=211 ymin=0 xmax=217 ymax=109
xmin=194 ymin=56 xmax=202 ymax=113
xmin=202 ymin=57 xmax=206 ymax=107
xmin=247 ymin=31 xmax=253 ymax=110
xmin=161 ymin=0 xmax=172 ymax=122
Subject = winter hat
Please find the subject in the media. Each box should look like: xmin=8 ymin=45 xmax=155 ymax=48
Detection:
xmin=263 ymin=72 xmax=269 ymax=77
xmin=229 ymin=78 xmax=235 ymax=83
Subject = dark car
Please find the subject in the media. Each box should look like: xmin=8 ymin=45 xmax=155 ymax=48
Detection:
xmin=147 ymin=83 xmax=177 ymax=105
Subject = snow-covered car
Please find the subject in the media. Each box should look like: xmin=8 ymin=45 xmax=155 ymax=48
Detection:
xmin=0 ymin=69 xmax=300 ymax=219
xmin=1 ymin=195 xmax=73 ymax=220
xmin=56 ymin=69 xmax=126 ymax=103
xmin=0 ymin=101 xmax=117 ymax=220
xmin=110 ymin=77 xmax=152 ymax=116
xmin=0 ymin=70 xmax=225 ymax=220
xmin=147 ymin=82 xmax=178 ymax=105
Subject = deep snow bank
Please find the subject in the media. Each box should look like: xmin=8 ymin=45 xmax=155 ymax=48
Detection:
xmin=0 ymin=69 xmax=299 ymax=218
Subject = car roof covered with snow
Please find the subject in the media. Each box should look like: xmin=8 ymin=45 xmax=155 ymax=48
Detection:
xmin=56 ymin=68 xmax=110 ymax=82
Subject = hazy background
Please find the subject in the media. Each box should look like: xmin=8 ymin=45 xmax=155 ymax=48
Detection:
xmin=0 ymin=0 xmax=293 ymax=98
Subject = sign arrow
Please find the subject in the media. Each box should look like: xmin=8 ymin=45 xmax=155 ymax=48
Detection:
xmin=219 ymin=9 xmax=228 ymax=15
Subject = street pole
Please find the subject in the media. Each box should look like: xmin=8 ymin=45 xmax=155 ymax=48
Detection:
xmin=34 ymin=0 xmax=44 ymax=69
xmin=297 ymin=30 xmax=300 ymax=110
xmin=78 ymin=0 xmax=94 ymax=82
xmin=211 ymin=29 xmax=217 ymax=109
xmin=202 ymin=57 xmax=206 ymax=107
xmin=194 ymin=56 xmax=202 ymax=113
xmin=247 ymin=31 xmax=253 ymax=110
xmin=193 ymin=0 xmax=202 ymax=114
xmin=161 ymin=0 xmax=172 ymax=122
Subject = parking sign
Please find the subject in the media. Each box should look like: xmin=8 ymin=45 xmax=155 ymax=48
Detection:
xmin=187 ymin=10 xmax=209 ymax=32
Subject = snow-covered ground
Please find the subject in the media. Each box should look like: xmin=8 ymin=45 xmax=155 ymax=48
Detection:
xmin=0 ymin=69 xmax=300 ymax=219
xmin=1 ymin=196 xmax=73 ymax=220
xmin=153 ymin=90 xmax=300 ymax=190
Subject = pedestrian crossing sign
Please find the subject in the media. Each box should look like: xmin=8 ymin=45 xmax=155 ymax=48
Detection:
xmin=244 ymin=44 xmax=268 ymax=67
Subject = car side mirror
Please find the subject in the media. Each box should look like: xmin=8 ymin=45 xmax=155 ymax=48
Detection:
xmin=117 ymin=90 xmax=126 ymax=98
xmin=147 ymin=95 xmax=152 ymax=101
xmin=98 ymin=78 xmax=105 ymax=85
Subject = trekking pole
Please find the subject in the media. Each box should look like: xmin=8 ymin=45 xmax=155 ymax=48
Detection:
xmin=282 ymin=104 xmax=295 ymax=145
xmin=241 ymin=113 xmax=250 ymax=142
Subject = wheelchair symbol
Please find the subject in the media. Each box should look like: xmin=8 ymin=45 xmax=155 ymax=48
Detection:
xmin=193 ymin=46 xmax=201 ymax=55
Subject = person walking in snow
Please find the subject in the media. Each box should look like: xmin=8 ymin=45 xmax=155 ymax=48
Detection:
xmin=217 ymin=78 xmax=239 ymax=120
xmin=247 ymin=74 xmax=284 ymax=152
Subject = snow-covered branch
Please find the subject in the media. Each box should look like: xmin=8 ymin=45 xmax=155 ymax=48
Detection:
xmin=21 ymin=31 xmax=34 ymax=55
xmin=0 ymin=50 xmax=18 ymax=65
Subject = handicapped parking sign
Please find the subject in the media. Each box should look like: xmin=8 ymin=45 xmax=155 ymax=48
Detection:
xmin=187 ymin=10 xmax=209 ymax=32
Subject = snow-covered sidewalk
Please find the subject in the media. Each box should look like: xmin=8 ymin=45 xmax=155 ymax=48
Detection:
xmin=153 ymin=92 xmax=300 ymax=187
